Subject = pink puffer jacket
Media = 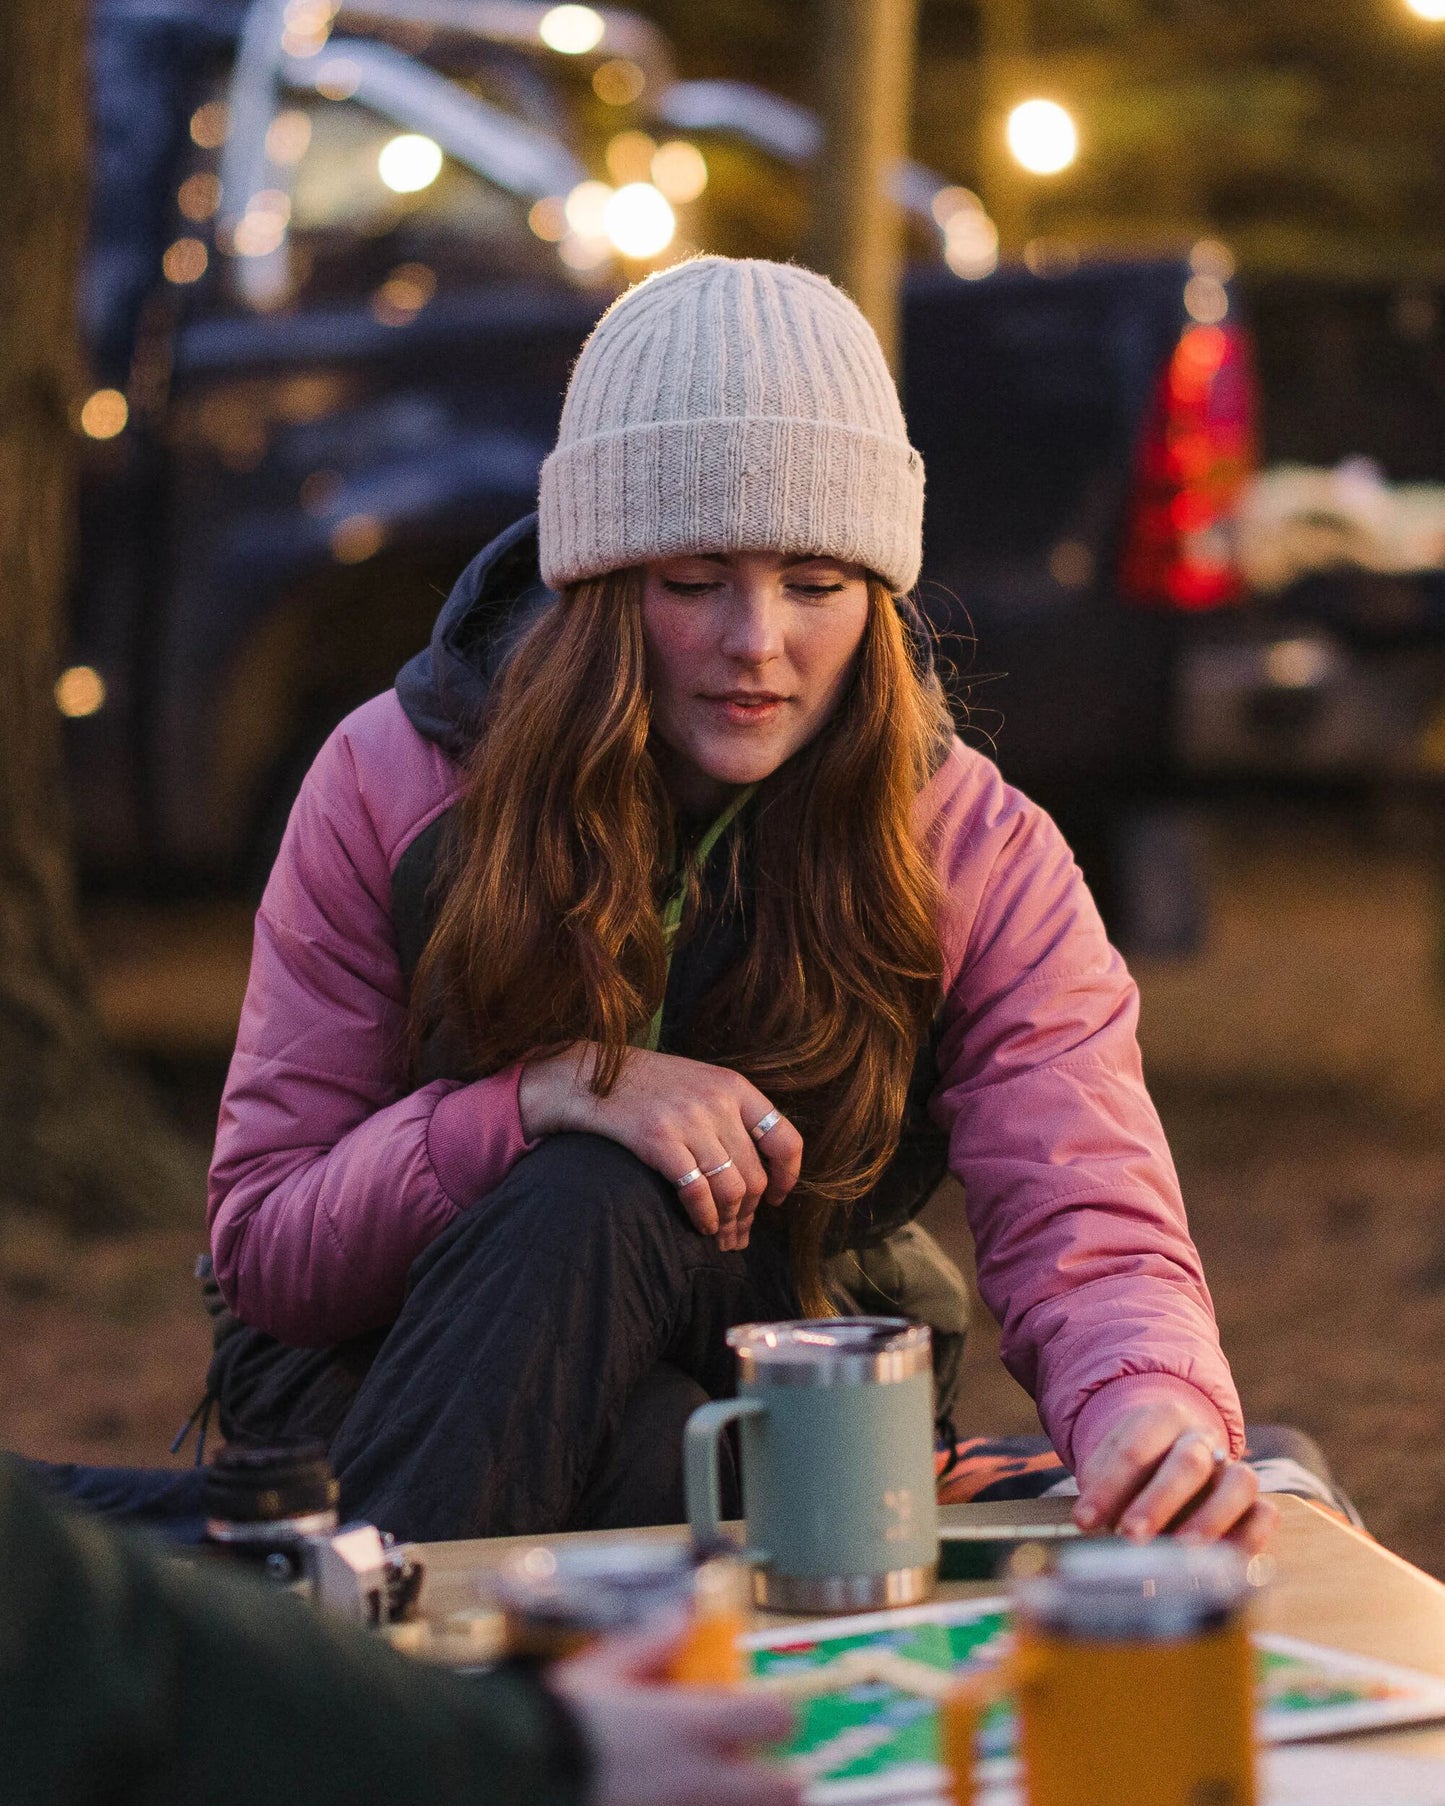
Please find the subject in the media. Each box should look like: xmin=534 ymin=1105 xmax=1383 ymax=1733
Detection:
xmin=208 ymin=691 xmax=1243 ymax=1473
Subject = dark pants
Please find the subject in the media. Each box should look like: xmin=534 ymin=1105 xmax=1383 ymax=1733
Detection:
xmin=209 ymin=1134 xmax=800 ymax=1542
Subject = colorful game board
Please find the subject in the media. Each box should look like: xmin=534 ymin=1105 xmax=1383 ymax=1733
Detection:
xmin=744 ymin=1599 xmax=1445 ymax=1805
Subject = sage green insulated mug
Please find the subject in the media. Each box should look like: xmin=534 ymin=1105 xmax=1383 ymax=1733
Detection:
xmin=684 ymin=1318 xmax=939 ymax=1612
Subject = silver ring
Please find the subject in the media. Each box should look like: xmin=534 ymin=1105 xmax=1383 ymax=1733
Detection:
xmin=701 ymin=1158 xmax=734 ymax=1178
xmin=750 ymin=1110 xmax=781 ymax=1142
xmin=674 ymin=1167 xmax=704 ymax=1189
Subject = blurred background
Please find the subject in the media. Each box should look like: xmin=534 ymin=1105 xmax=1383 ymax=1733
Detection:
xmin=7 ymin=0 xmax=1445 ymax=1570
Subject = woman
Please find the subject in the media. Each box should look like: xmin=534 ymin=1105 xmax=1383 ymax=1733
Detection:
xmin=208 ymin=256 xmax=1272 ymax=1551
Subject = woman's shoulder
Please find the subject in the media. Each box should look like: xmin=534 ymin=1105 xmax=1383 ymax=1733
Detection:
xmin=305 ymin=690 xmax=467 ymax=876
xmin=916 ymin=735 xmax=1058 ymax=865
xmin=919 ymin=737 xmax=1094 ymax=984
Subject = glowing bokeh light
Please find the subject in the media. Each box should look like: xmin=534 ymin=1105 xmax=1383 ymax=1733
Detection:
xmin=944 ymin=209 xmax=999 ymax=280
xmin=378 ymin=134 xmax=443 ymax=194
xmin=528 ymin=197 xmax=568 ymax=241
xmin=651 ymin=140 xmax=708 ymax=203
xmin=330 ymin=514 xmax=385 ymax=564
xmin=280 ymin=0 xmax=336 ymax=55
xmin=55 ymin=666 xmax=107 ymax=718
xmin=1405 ymin=0 xmax=1445 ymax=20
xmin=559 ymin=234 xmax=612 ymax=273
xmin=931 ymin=185 xmax=983 ymax=228
xmin=564 ymin=179 xmax=613 ymax=239
xmin=233 ymin=190 xmax=291 ymax=257
xmin=592 ymin=58 xmax=645 ymax=105
xmin=1006 ymin=99 xmax=1078 ymax=175
xmin=178 ymin=172 xmax=222 ymax=221
xmin=1184 ymin=274 xmax=1230 ymax=324
xmin=189 ymin=101 xmax=228 ymax=148
xmin=314 ymin=57 xmax=362 ymax=101
xmin=371 ymin=262 xmax=436 ymax=325
xmin=266 ymin=110 xmax=313 ymax=166
xmin=538 ymin=5 xmax=605 ymax=53
xmin=604 ymin=183 xmax=675 ymax=259
xmin=1265 ymin=638 xmax=1334 ymax=689
xmin=79 ymin=390 xmax=128 ymax=439
xmin=606 ymin=130 xmax=656 ymax=185
xmin=1189 ymin=238 xmax=1236 ymax=282
xmin=163 ymin=237 xmax=209 ymax=284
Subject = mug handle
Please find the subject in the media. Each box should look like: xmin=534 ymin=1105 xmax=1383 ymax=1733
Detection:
xmin=940 ymin=1666 xmax=1005 ymax=1806
xmin=684 ymin=1396 xmax=765 ymax=1552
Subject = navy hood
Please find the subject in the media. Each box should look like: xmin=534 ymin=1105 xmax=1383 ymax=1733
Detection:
xmin=396 ymin=511 xmax=945 ymax=761
xmin=395 ymin=513 xmax=556 ymax=759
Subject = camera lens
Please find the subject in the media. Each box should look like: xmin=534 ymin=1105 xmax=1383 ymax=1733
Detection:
xmin=203 ymin=1444 xmax=340 ymax=1580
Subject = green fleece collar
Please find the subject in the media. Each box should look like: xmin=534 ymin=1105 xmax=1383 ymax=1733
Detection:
xmin=639 ymin=784 xmax=757 ymax=1052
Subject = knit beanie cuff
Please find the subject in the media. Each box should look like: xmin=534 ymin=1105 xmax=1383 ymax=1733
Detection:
xmin=538 ymin=414 xmax=925 ymax=596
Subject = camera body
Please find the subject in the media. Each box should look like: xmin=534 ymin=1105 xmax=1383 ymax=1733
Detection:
xmin=202 ymin=1444 xmax=422 ymax=1626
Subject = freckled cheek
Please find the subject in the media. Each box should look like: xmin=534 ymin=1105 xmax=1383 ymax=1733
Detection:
xmin=642 ymin=607 xmax=712 ymax=727
xmin=790 ymin=617 xmax=868 ymax=720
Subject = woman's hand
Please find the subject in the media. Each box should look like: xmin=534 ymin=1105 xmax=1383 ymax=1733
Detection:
xmin=1073 ymin=1399 xmax=1278 ymax=1554
xmin=554 ymin=1618 xmax=800 ymax=1806
xmin=518 ymin=1044 xmax=803 ymax=1251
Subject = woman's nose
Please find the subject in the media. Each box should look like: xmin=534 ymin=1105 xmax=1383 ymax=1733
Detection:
xmin=721 ymin=587 xmax=785 ymax=663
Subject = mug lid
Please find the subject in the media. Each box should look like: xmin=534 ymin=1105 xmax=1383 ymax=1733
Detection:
xmin=726 ymin=1317 xmax=931 ymax=1383
xmin=1015 ymin=1540 xmax=1253 ymax=1641
xmin=727 ymin=1318 xmax=928 ymax=1359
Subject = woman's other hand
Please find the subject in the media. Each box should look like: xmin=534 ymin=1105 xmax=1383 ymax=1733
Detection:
xmin=518 ymin=1045 xmax=803 ymax=1251
xmin=1072 ymin=1399 xmax=1278 ymax=1553
xmin=554 ymin=1619 xmax=801 ymax=1806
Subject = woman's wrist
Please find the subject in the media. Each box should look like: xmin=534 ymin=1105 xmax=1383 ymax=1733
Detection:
xmin=1070 ymin=1374 xmax=1233 ymax=1479
xmin=518 ymin=1044 xmax=592 ymax=1140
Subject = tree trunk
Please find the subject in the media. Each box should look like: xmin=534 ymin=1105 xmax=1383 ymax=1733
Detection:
xmin=976 ymin=0 xmax=1032 ymax=256
xmin=0 ymin=0 xmax=202 ymax=1229
xmin=807 ymin=0 xmax=920 ymax=373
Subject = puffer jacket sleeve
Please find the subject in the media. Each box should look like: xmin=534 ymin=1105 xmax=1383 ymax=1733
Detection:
xmin=208 ymin=698 xmax=536 ymax=1347
xmin=926 ymin=747 xmax=1244 ymax=1473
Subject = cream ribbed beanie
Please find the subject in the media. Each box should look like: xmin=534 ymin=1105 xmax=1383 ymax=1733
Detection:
xmin=537 ymin=257 xmax=924 ymax=595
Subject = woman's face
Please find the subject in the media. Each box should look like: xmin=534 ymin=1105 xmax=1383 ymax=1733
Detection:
xmin=640 ymin=550 xmax=871 ymax=813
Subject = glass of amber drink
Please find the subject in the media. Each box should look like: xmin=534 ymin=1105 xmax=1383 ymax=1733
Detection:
xmin=494 ymin=1541 xmax=748 ymax=1683
xmin=1010 ymin=1540 xmax=1257 ymax=1806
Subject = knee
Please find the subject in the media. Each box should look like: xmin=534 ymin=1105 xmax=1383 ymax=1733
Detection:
xmin=529 ymin=1132 xmax=677 ymax=1210
xmin=472 ymin=1132 xmax=685 ymax=1248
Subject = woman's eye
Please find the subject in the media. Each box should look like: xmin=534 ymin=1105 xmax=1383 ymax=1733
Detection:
xmin=790 ymin=582 xmax=845 ymax=598
xmin=661 ymin=579 xmax=719 ymax=596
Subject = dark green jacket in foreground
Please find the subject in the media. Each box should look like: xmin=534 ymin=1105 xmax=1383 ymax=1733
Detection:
xmin=0 ymin=1460 xmax=589 ymax=1806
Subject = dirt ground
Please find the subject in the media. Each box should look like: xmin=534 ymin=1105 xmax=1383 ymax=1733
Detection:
xmin=4 ymin=804 xmax=1444 ymax=1575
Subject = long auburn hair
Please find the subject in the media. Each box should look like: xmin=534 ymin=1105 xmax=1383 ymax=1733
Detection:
xmin=410 ymin=567 xmax=950 ymax=1312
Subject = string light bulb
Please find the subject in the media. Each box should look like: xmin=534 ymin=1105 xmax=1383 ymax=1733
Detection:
xmin=1006 ymin=100 xmax=1078 ymax=175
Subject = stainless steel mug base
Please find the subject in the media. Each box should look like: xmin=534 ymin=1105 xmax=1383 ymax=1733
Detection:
xmin=752 ymin=1563 xmax=937 ymax=1614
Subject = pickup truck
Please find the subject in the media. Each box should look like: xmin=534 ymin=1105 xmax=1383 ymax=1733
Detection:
xmin=71 ymin=0 xmax=1263 ymax=951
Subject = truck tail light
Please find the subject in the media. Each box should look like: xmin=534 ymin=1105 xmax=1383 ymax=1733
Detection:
xmin=1118 ymin=321 xmax=1257 ymax=610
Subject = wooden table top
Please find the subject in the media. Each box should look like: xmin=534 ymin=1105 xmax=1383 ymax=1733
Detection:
xmin=412 ymin=1494 xmax=1445 ymax=1760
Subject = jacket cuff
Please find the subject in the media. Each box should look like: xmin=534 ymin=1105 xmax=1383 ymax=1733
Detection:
xmin=1067 ymin=1373 xmax=1239 ymax=1476
xmin=440 ymin=1654 xmax=585 ymax=1806
xmin=426 ymin=1065 xmax=539 ymax=1208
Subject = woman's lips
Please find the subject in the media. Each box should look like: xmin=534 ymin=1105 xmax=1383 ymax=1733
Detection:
xmin=702 ymin=694 xmax=788 ymax=727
